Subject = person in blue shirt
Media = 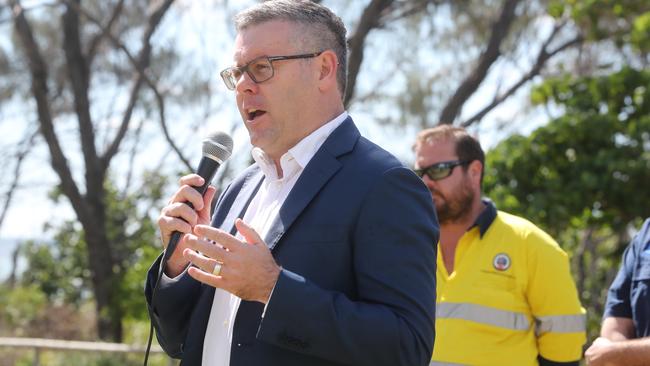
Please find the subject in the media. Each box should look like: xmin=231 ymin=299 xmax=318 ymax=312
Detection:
xmin=585 ymin=218 xmax=650 ymax=366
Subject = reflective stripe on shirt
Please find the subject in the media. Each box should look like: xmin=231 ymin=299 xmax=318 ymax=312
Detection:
xmin=535 ymin=314 xmax=586 ymax=335
xmin=437 ymin=302 xmax=585 ymax=335
xmin=437 ymin=302 xmax=530 ymax=331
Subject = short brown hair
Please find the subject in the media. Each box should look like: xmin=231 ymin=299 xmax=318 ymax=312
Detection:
xmin=414 ymin=125 xmax=485 ymax=184
xmin=234 ymin=0 xmax=348 ymax=98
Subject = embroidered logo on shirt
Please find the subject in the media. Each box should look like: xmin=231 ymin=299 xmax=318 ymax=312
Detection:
xmin=493 ymin=253 xmax=511 ymax=271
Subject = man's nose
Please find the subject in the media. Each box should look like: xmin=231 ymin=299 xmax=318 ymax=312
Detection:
xmin=236 ymin=71 xmax=258 ymax=94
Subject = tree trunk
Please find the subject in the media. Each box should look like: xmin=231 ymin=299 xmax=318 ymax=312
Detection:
xmin=12 ymin=0 xmax=175 ymax=341
xmin=80 ymin=201 xmax=123 ymax=341
xmin=345 ymin=0 xmax=394 ymax=107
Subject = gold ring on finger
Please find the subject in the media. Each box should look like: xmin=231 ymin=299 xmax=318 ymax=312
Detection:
xmin=212 ymin=262 xmax=222 ymax=276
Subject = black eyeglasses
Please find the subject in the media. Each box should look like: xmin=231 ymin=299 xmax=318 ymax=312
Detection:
xmin=413 ymin=160 xmax=471 ymax=181
xmin=220 ymin=51 xmax=323 ymax=90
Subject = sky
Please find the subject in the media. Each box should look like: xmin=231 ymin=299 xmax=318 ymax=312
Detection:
xmin=0 ymin=1 xmax=559 ymax=280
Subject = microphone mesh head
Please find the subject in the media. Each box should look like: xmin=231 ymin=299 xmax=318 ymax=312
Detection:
xmin=202 ymin=131 xmax=233 ymax=163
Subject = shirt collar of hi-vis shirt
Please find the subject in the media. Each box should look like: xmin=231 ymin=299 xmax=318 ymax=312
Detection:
xmin=471 ymin=198 xmax=497 ymax=238
xmin=433 ymin=198 xmax=586 ymax=366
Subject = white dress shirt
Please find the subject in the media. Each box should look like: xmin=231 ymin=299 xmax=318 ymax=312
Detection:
xmin=201 ymin=112 xmax=348 ymax=365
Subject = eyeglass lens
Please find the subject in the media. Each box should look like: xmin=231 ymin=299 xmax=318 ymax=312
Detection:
xmin=222 ymin=57 xmax=275 ymax=90
xmin=420 ymin=165 xmax=453 ymax=180
xmin=243 ymin=58 xmax=274 ymax=83
xmin=415 ymin=161 xmax=469 ymax=181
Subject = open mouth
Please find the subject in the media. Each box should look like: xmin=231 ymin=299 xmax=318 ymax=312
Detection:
xmin=247 ymin=108 xmax=267 ymax=121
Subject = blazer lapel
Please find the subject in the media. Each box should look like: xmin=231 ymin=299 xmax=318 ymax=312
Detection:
xmin=263 ymin=118 xmax=360 ymax=250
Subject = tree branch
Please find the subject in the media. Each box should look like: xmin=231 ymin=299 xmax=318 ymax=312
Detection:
xmin=86 ymin=0 xmax=125 ymax=65
xmin=98 ymin=0 xmax=175 ymax=171
xmin=0 ymin=128 xmax=37 ymax=233
xmin=148 ymin=76 xmax=194 ymax=170
xmin=344 ymin=0 xmax=394 ymax=108
xmin=62 ymin=0 xmax=103 ymax=198
xmin=382 ymin=0 xmax=440 ymax=23
xmin=121 ymin=117 xmax=145 ymax=198
xmin=438 ymin=0 xmax=520 ymax=124
xmin=10 ymin=0 xmax=88 ymax=217
xmin=460 ymin=29 xmax=583 ymax=127
xmin=65 ymin=0 xmax=192 ymax=171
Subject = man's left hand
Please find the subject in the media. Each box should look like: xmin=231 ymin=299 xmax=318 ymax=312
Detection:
xmin=183 ymin=218 xmax=282 ymax=303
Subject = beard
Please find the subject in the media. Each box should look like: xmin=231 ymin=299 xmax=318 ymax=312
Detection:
xmin=431 ymin=182 xmax=475 ymax=225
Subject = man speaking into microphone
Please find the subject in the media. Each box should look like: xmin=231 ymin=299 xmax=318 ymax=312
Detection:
xmin=144 ymin=1 xmax=438 ymax=365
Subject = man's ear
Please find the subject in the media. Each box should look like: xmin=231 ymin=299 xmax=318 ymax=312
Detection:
xmin=316 ymin=50 xmax=338 ymax=92
xmin=469 ymin=160 xmax=483 ymax=185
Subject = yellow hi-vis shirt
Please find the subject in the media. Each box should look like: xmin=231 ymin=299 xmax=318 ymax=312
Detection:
xmin=431 ymin=203 xmax=586 ymax=366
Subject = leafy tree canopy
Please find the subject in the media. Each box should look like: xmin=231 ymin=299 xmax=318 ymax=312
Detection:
xmin=485 ymin=67 xmax=650 ymax=237
xmin=550 ymin=0 xmax=650 ymax=53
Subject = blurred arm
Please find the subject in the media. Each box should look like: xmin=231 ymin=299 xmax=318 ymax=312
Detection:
xmin=585 ymin=318 xmax=650 ymax=366
xmin=601 ymin=316 xmax=635 ymax=341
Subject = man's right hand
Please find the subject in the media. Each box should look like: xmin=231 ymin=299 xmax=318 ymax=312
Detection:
xmin=157 ymin=174 xmax=217 ymax=277
xmin=585 ymin=337 xmax=615 ymax=366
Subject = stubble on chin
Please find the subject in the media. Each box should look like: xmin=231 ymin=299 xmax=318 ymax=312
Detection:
xmin=432 ymin=185 xmax=474 ymax=225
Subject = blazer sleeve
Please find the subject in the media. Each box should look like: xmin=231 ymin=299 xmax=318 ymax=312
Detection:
xmin=143 ymin=179 xmax=237 ymax=358
xmin=144 ymin=255 xmax=202 ymax=358
xmin=257 ymin=167 xmax=438 ymax=366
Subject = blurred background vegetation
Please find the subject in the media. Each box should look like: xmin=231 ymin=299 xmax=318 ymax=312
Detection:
xmin=0 ymin=0 xmax=648 ymax=364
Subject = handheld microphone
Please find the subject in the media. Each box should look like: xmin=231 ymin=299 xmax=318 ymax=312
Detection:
xmin=163 ymin=131 xmax=233 ymax=262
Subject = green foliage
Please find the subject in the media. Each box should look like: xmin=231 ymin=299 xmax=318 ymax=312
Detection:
xmin=485 ymin=67 xmax=650 ymax=341
xmin=19 ymin=224 xmax=89 ymax=305
xmin=0 ymin=281 xmax=98 ymax=340
xmin=108 ymin=171 xmax=168 ymax=320
xmin=119 ymin=244 xmax=163 ymax=321
xmin=0 ymin=281 xmax=170 ymax=363
xmin=15 ymin=170 xmax=168 ymax=327
xmin=488 ymin=67 xmax=650 ymax=236
xmin=549 ymin=0 xmax=650 ymax=52
xmin=0 ymin=284 xmax=47 ymax=335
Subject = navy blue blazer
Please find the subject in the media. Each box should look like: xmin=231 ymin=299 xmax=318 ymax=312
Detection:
xmin=145 ymin=118 xmax=439 ymax=365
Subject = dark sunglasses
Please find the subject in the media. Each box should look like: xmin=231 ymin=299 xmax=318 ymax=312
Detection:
xmin=413 ymin=160 xmax=471 ymax=181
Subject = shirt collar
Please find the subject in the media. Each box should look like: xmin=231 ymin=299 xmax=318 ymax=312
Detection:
xmin=470 ymin=198 xmax=497 ymax=238
xmin=288 ymin=111 xmax=348 ymax=168
xmin=251 ymin=111 xmax=349 ymax=180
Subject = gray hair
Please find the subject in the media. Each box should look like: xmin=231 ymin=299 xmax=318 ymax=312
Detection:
xmin=235 ymin=0 xmax=348 ymax=98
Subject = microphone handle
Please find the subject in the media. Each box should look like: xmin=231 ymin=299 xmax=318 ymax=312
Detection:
xmin=162 ymin=197 xmax=197 ymax=262
xmin=163 ymin=157 xmax=221 ymax=262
